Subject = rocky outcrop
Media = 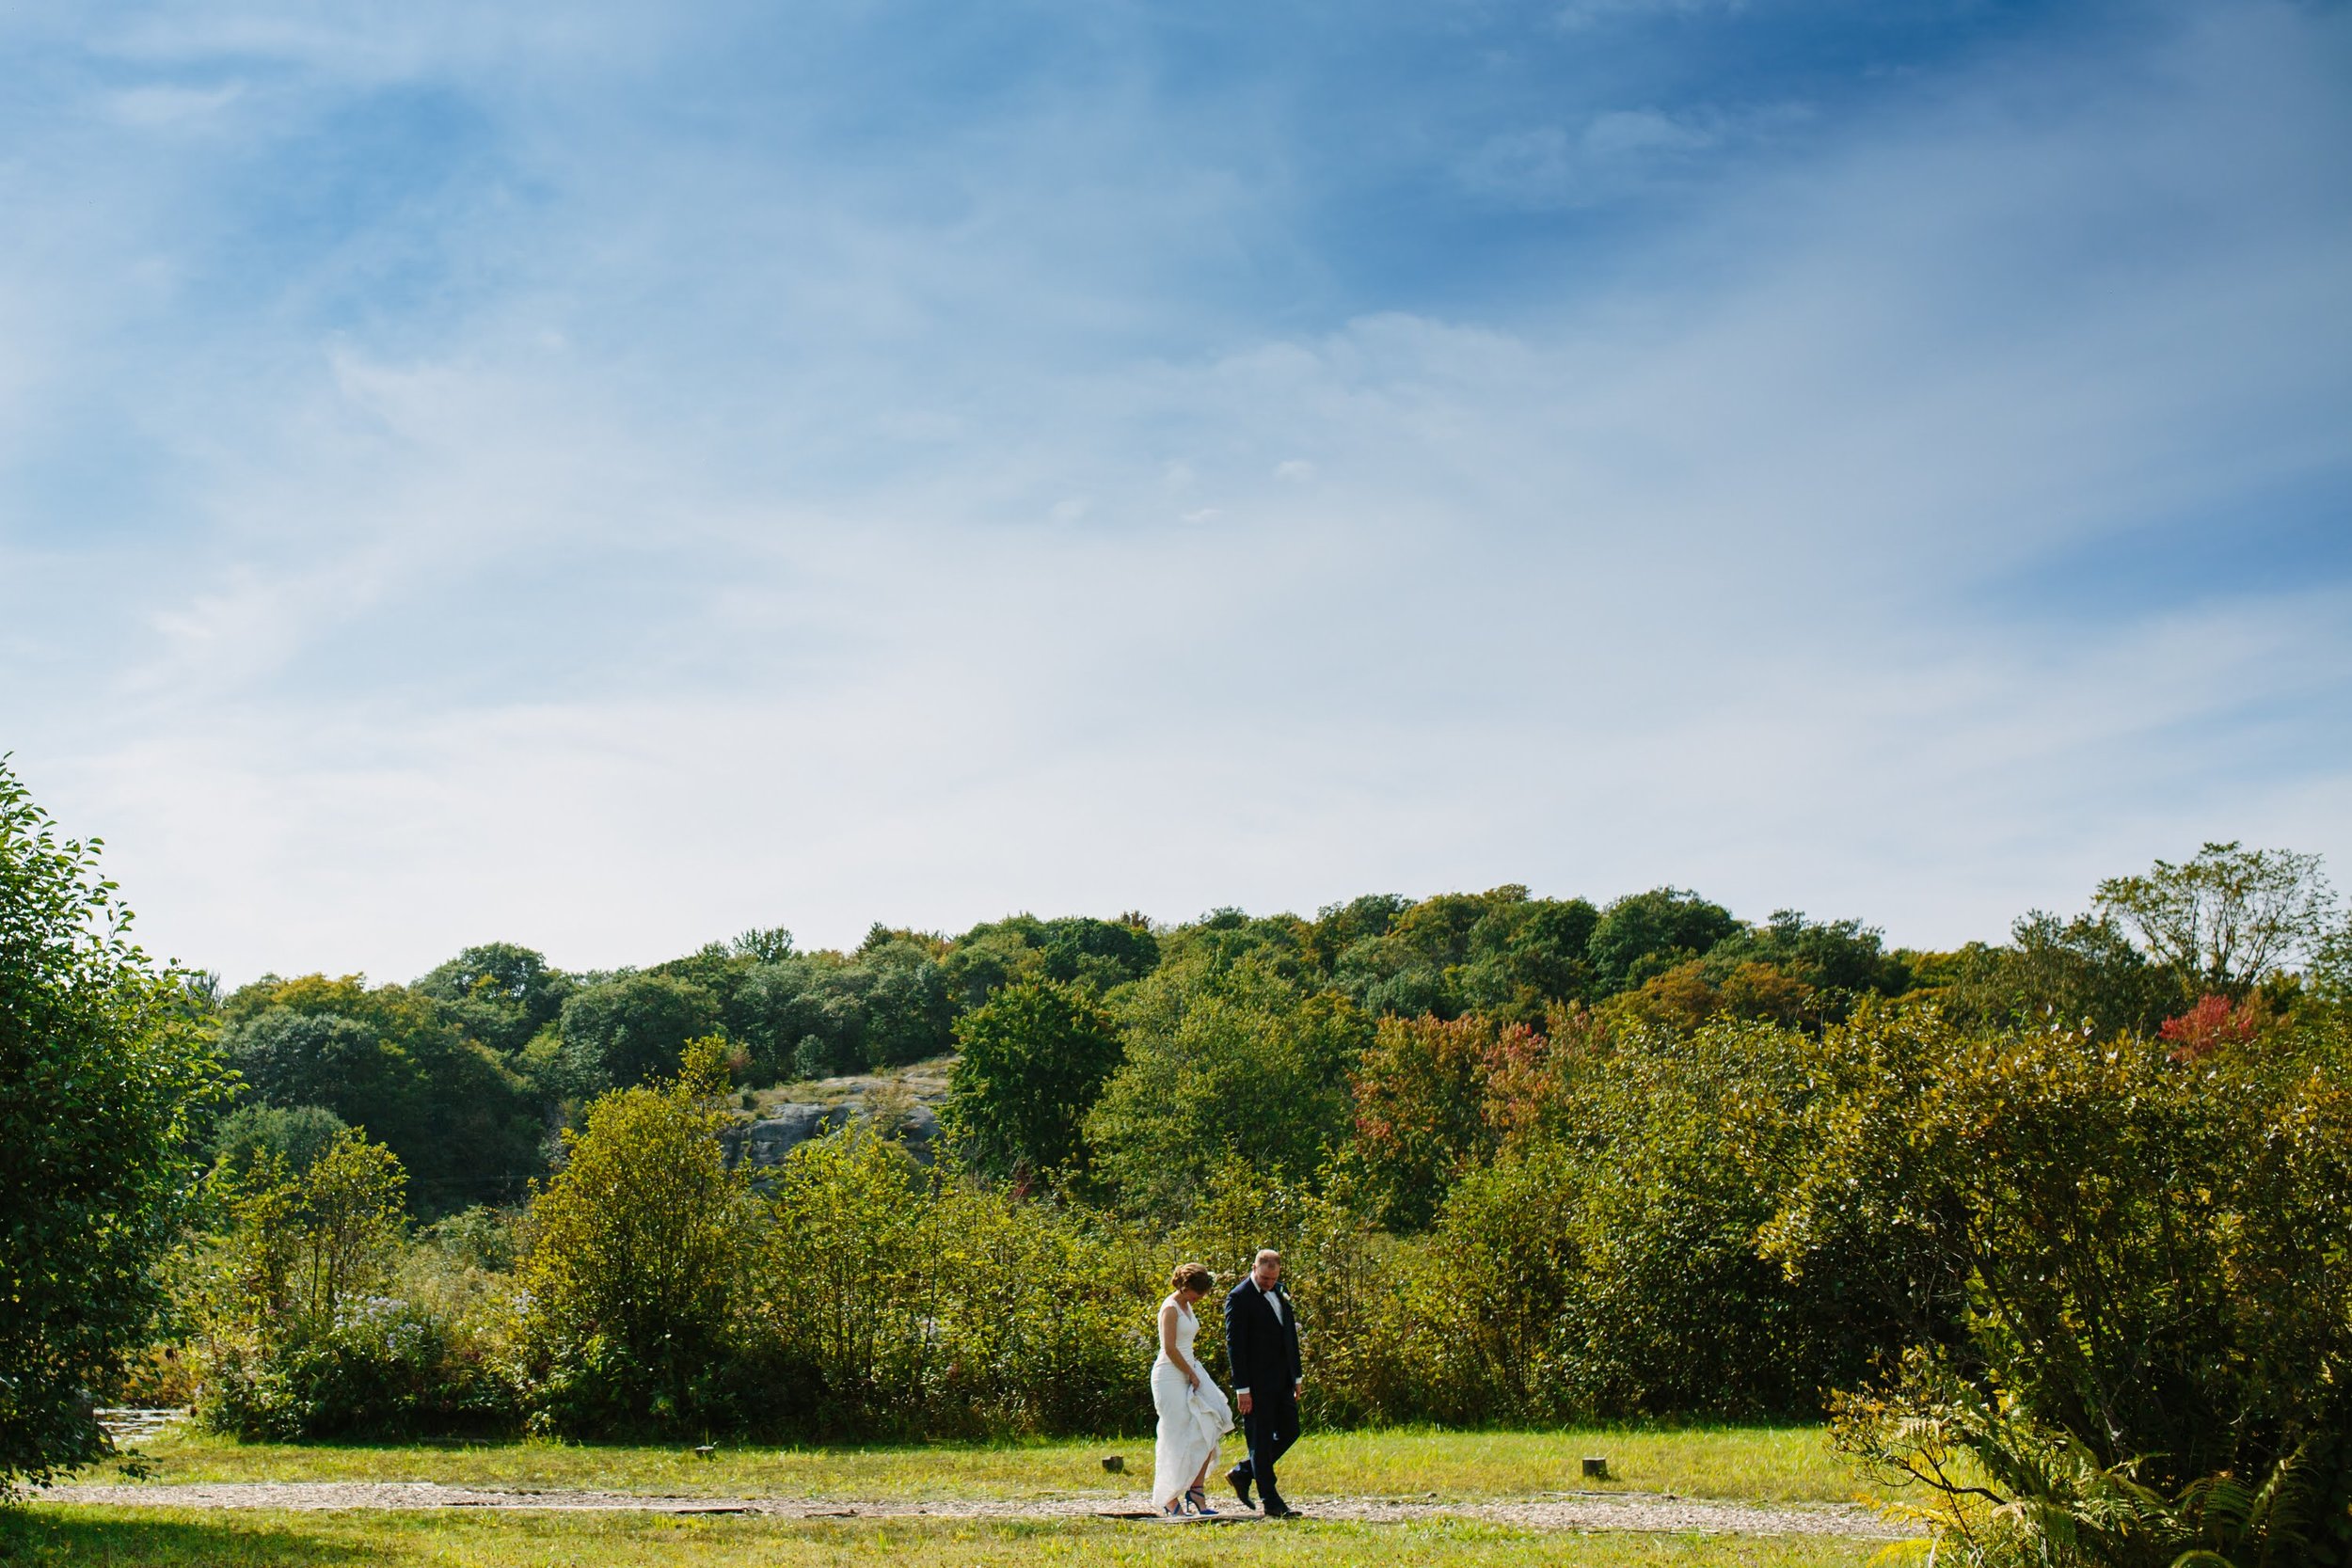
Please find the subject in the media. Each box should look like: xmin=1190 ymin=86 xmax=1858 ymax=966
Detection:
xmin=720 ymin=1101 xmax=940 ymax=1169
xmin=721 ymin=1104 xmax=850 ymax=1169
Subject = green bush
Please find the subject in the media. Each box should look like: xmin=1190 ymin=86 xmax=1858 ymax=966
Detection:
xmin=516 ymin=1038 xmax=750 ymax=1434
xmin=201 ymin=1295 xmax=516 ymax=1441
xmin=1546 ymin=1018 xmax=1936 ymax=1418
xmin=1 ymin=760 xmax=224 ymax=1491
xmin=1770 ymin=1009 xmax=2352 ymax=1567
xmin=196 ymin=1128 xmax=514 ymax=1439
xmin=741 ymin=1130 xmax=1157 ymax=1440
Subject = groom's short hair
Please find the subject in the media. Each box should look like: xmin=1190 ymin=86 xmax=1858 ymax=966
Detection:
xmin=1255 ymin=1249 xmax=1281 ymax=1266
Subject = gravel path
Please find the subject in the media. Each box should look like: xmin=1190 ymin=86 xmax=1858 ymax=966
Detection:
xmin=39 ymin=1481 xmax=1900 ymax=1538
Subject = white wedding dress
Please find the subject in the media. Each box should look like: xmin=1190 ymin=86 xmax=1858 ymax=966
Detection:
xmin=1150 ymin=1295 xmax=1233 ymax=1513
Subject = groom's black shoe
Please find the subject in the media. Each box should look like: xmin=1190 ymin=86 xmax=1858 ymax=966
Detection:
xmin=1225 ymin=1466 xmax=1253 ymax=1512
xmin=1262 ymin=1494 xmax=1297 ymax=1518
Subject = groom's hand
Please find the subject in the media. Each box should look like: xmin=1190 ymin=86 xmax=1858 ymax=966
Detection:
xmin=1237 ymin=1390 xmax=1253 ymax=1415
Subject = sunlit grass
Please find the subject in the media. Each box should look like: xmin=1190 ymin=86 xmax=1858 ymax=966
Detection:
xmin=8 ymin=1507 xmax=1881 ymax=1568
xmin=83 ymin=1425 xmax=1861 ymax=1504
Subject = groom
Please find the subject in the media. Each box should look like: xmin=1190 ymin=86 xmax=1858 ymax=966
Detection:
xmin=1223 ymin=1248 xmax=1303 ymax=1518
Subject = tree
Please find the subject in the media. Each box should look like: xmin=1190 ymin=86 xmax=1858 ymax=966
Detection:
xmin=558 ymin=972 xmax=723 ymax=1089
xmin=1585 ymin=887 xmax=1740 ymax=993
xmin=941 ymin=978 xmax=1123 ymax=1180
xmin=2096 ymin=841 xmax=2336 ymax=997
xmin=749 ymin=1129 xmax=943 ymax=1436
xmin=414 ymin=942 xmax=574 ymax=1057
xmin=942 ymin=915 xmax=1159 ymax=1009
xmin=210 ymin=1128 xmax=407 ymax=1333
xmin=1456 ymin=896 xmax=1601 ymax=1020
xmin=1085 ymin=958 xmax=1369 ymax=1216
xmin=1604 ymin=958 xmax=1819 ymax=1033
xmin=2312 ymin=915 xmax=2352 ymax=1011
xmin=1 ymin=759 xmax=223 ymax=1490
xmin=1703 ymin=911 xmax=1909 ymax=1005
xmin=218 ymin=986 xmax=544 ymax=1216
xmin=1346 ymin=1012 xmax=1548 ymax=1230
xmin=516 ymin=1038 xmax=750 ymax=1432
xmin=851 ymin=934 xmax=958 ymax=1067
xmin=222 ymin=1007 xmax=404 ymax=1113
xmin=207 ymin=1103 xmax=351 ymax=1180
xmin=1327 ymin=886 xmax=1594 ymax=1022
xmin=1928 ymin=911 xmax=2177 ymax=1037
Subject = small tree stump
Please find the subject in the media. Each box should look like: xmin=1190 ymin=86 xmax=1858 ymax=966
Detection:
xmin=1101 ymin=1455 xmax=1126 ymax=1474
xmin=1581 ymin=1456 xmax=1608 ymax=1480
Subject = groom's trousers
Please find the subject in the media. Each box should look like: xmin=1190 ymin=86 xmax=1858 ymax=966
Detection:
xmin=1235 ymin=1389 xmax=1299 ymax=1504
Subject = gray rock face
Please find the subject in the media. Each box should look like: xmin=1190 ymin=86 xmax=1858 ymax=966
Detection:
xmin=722 ymin=1104 xmax=851 ymax=1169
xmin=721 ymin=1100 xmax=940 ymax=1168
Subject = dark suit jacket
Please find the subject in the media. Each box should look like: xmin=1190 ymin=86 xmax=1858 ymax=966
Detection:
xmin=1223 ymin=1277 xmax=1302 ymax=1398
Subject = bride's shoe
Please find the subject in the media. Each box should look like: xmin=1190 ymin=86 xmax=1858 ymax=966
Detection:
xmin=1186 ymin=1486 xmax=1218 ymax=1516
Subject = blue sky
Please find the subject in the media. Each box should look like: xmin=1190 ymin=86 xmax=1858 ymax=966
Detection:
xmin=2 ymin=0 xmax=2346 ymax=982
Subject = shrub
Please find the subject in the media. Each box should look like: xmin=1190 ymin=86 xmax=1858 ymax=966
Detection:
xmin=1769 ymin=1011 xmax=2352 ymax=1565
xmin=1545 ymin=1018 xmax=1931 ymax=1418
xmin=739 ymin=1131 xmax=1159 ymax=1440
xmin=1334 ymin=1015 xmax=1942 ymax=1425
xmin=201 ymin=1292 xmax=516 ymax=1442
xmin=1833 ymin=1353 xmax=2351 ymax=1568
xmin=916 ymin=1180 xmax=1156 ymax=1436
xmin=516 ymin=1038 xmax=751 ymax=1433
xmin=196 ymin=1127 xmax=514 ymax=1438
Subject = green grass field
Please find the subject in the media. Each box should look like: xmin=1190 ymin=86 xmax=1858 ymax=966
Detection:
xmin=80 ymin=1424 xmax=1863 ymax=1505
xmin=8 ymin=1509 xmax=1882 ymax=1568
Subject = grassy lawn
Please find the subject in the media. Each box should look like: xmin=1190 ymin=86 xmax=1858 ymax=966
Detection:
xmin=83 ymin=1426 xmax=1861 ymax=1505
xmin=7 ymin=1508 xmax=1882 ymax=1568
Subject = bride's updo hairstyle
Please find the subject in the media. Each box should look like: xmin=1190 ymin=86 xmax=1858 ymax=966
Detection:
xmin=1170 ymin=1262 xmax=1214 ymax=1295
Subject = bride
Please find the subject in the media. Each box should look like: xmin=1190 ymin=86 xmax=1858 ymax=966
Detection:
xmin=1151 ymin=1262 xmax=1233 ymax=1517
